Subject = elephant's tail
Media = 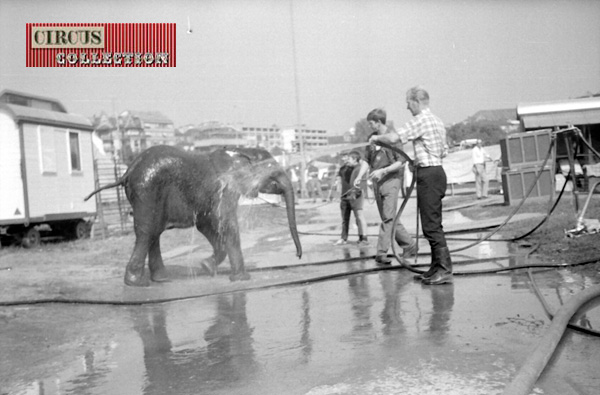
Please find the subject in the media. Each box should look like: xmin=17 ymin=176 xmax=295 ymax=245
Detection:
xmin=84 ymin=179 xmax=125 ymax=201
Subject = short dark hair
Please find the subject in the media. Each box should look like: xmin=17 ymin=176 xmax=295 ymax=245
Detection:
xmin=367 ymin=108 xmax=386 ymax=124
xmin=348 ymin=150 xmax=361 ymax=162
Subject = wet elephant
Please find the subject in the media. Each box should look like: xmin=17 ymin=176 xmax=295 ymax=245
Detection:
xmin=84 ymin=145 xmax=302 ymax=286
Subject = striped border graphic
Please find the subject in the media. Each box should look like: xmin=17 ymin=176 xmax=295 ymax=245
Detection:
xmin=26 ymin=23 xmax=176 ymax=67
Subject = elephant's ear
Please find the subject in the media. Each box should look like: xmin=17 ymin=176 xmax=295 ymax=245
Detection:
xmin=228 ymin=147 xmax=272 ymax=165
xmin=209 ymin=148 xmax=247 ymax=170
xmin=224 ymin=149 xmax=253 ymax=169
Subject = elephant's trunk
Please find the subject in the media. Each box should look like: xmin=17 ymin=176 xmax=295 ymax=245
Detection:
xmin=279 ymin=174 xmax=302 ymax=258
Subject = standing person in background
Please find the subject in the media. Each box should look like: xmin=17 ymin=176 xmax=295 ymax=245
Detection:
xmin=333 ymin=151 xmax=369 ymax=246
xmin=369 ymin=86 xmax=452 ymax=285
xmin=361 ymin=108 xmax=417 ymax=265
xmin=306 ymin=161 xmax=325 ymax=203
xmin=472 ymin=139 xmax=492 ymax=199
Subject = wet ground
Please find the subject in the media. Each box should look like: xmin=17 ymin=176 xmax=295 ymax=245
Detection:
xmin=1 ymin=195 xmax=600 ymax=395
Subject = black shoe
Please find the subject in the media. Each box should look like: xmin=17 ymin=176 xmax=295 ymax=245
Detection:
xmin=422 ymin=247 xmax=453 ymax=285
xmin=423 ymin=271 xmax=453 ymax=285
xmin=375 ymin=255 xmax=392 ymax=265
xmin=413 ymin=247 xmax=437 ymax=280
xmin=413 ymin=266 xmax=437 ymax=281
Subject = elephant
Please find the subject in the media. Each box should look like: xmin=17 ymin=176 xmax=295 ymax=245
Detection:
xmin=84 ymin=145 xmax=302 ymax=286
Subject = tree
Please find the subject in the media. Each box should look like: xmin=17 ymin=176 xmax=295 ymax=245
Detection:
xmin=447 ymin=120 xmax=506 ymax=146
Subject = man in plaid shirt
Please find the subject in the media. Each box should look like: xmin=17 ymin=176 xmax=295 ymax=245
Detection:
xmin=369 ymin=86 xmax=452 ymax=285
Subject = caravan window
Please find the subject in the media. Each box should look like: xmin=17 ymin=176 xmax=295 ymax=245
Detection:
xmin=38 ymin=126 xmax=57 ymax=174
xmin=68 ymin=131 xmax=81 ymax=172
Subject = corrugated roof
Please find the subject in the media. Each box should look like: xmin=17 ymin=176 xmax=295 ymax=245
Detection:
xmin=0 ymin=89 xmax=68 ymax=113
xmin=517 ymin=97 xmax=600 ymax=129
xmin=0 ymin=103 xmax=93 ymax=130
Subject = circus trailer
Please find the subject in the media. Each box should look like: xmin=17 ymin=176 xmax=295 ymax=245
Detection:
xmin=0 ymin=90 xmax=97 ymax=247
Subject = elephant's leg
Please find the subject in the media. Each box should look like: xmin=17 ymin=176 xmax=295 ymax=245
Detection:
xmin=148 ymin=236 xmax=169 ymax=282
xmin=223 ymin=223 xmax=250 ymax=282
xmin=196 ymin=217 xmax=232 ymax=277
xmin=199 ymin=249 xmax=227 ymax=277
xmin=198 ymin=226 xmax=228 ymax=277
xmin=124 ymin=232 xmax=151 ymax=286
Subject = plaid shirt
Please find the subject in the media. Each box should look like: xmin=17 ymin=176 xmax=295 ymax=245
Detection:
xmin=396 ymin=108 xmax=448 ymax=167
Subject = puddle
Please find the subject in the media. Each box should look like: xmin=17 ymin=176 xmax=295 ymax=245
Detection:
xmin=4 ymin=260 xmax=600 ymax=395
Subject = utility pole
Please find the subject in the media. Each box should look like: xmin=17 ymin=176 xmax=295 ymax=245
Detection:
xmin=290 ymin=0 xmax=308 ymax=199
xmin=111 ymin=97 xmax=122 ymax=162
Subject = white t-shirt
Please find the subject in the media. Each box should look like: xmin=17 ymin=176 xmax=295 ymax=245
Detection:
xmin=472 ymin=146 xmax=489 ymax=165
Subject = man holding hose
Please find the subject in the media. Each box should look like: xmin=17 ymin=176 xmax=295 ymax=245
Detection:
xmin=359 ymin=108 xmax=417 ymax=266
xmin=368 ymin=86 xmax=452 ymax=285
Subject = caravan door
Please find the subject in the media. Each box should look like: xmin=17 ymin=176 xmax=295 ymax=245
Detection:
xmin=0 ymin=111 xmax=26 ymax=223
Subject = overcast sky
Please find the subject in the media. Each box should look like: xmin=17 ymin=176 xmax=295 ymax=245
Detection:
xmin=1 ymin=0 xmax=599 ymax=134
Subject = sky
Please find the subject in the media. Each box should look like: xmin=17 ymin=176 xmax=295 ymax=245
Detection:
xmin=1 ymin=0 xmax=599 ymax=135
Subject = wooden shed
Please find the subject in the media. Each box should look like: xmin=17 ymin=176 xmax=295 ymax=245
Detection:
xmin=0 ymin=90 xmax=96 ymax=246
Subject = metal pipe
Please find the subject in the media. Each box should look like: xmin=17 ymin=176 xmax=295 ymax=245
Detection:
xmin=575 ymin=179 xmax=600 ymax=229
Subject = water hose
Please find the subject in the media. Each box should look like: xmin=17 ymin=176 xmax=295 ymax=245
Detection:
xmin=1 ymin=253 xmax=598 ymax=307
xmin=380 ymin=128 xmax=579 ymax=274
xmin=527 ymin=268 xmax=600 ymax=337
xmin=502 ymin=283 xmax=600 ymax=395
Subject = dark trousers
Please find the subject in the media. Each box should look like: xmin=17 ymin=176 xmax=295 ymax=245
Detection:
xmin=340 ymin=198 xmax=366 ymax=240
xmin=416 ymin=166 xmax=447 ymax=250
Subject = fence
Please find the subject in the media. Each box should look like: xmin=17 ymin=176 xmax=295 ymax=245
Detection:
xmin=91 ymin=156 xmax=132 ymax=238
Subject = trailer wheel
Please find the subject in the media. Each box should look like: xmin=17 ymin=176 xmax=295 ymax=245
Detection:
xmin=21 ymin=227 xmax=41 ymax=248
xmin=71 ymin=220 xmax=91 ymax=240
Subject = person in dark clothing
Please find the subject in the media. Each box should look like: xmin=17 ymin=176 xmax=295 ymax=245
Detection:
xmin=333 ymin=151 xmax=369 ymax=246
xmin=358 ymin=108 xmax=417 ymax=265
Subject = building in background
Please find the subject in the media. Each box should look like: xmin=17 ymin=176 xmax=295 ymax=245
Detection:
xmin=280 ymin=126 xmax=328 ymax=152
xmin=240 ymin=125 xmax=283 ymax=151
xmin=92 ymin=110 xmax=175 ymax=163
xmin=179 ymin=122 xmax=329 ymax=154
xmin=93 ymin=108 xmax=331 ymax=160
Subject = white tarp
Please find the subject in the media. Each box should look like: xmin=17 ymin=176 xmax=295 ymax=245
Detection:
xmin=443 ymin=144 xmax=502 ymax=184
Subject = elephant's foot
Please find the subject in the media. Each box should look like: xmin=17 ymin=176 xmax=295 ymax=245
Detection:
xmin=150 ymin=267 xmax=169 ymax=283
xmin=229 ymin=272 xmax=251 ymax=282
xmin=124 ymin=268 xmax=150 ymax=287
xmin=200 ymin=258 xmax=217 ymax=277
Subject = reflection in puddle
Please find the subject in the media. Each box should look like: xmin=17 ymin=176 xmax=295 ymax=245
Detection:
xmin=133 ymin=294 xmax=258 ymax=394
xmin=7 ymin=256 xmax=600 ymax=395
